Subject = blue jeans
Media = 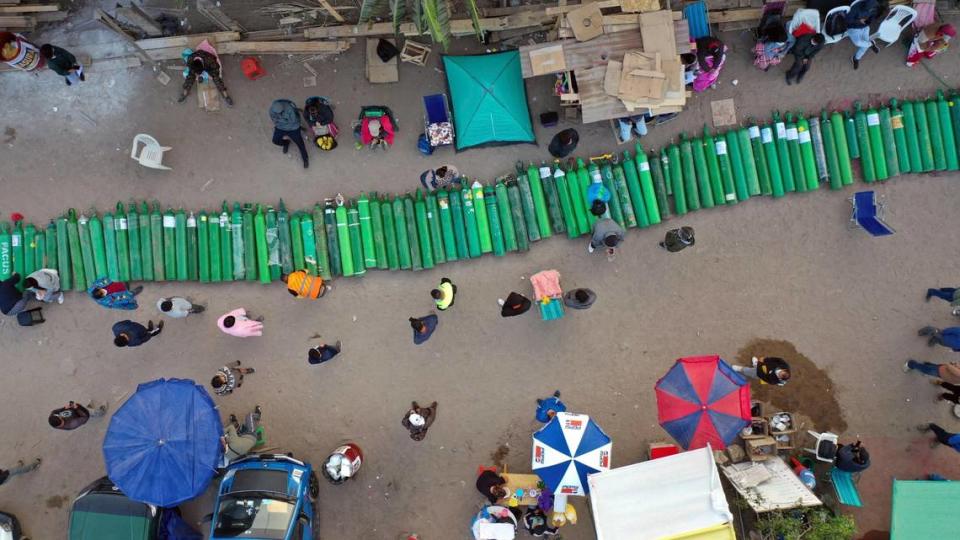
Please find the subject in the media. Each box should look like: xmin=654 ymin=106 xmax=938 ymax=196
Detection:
xmin=927 ymin=288 xmax=957 ymax=302
xmin=907 ymin=359 xmax=941 ymax=377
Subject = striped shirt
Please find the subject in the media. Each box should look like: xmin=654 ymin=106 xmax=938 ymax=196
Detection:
xmin=213 ymin=366 xmax=237 ymax=396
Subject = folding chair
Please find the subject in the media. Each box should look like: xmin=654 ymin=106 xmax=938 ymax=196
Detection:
xmin=130 ymin=134 xmax=172 ymax=170
xmin=787 ymin=8 xmax=822 ymax=36
xmin=871 ymin=5 xmax=918 ymax=46
xmin=849 ymin=190 xmax=895 ymax=236
xmin=823 ymin=6 xmax=851 ymax=44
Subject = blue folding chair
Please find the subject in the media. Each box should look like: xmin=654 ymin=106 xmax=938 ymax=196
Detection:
xmin=849 ymin=190 xmax=895 ymax=236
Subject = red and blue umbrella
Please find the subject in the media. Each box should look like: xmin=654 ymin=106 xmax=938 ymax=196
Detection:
xmin=532 ymin=412 xmax=611 ymax=496
xmin=656 ymin=355 xmax=751 ymax=450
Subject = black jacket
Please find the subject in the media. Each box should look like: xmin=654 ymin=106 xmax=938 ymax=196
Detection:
xmin=0 ymin=274 xmax=23 ymax=314
xmin=45 ymin=45 xmax=78 ymax=76
xmin=792 ymin=35 xmax=824 ymax=60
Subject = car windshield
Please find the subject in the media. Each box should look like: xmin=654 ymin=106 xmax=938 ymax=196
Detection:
xmin=213 ymin=495 xmax=295 ymax=539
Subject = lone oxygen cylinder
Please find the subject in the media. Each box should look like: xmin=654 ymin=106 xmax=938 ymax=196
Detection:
xmin=323 ymin=442 xmax=363 ymax=485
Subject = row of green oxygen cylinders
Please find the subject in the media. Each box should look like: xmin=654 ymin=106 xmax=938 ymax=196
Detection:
xmin=1 ymin=91 xmax=957 ymax=287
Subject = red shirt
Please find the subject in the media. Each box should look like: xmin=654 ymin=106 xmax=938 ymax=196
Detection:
xmin=104 ymin=282 xmax=126 ymax=295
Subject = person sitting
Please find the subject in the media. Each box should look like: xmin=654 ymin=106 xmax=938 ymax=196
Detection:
xmin=24 ymin=268 xmax=63 ymax=304
xmin=692 ymin=36 xmax=727 ymax=92
xmin=733 ymin=356 xmax=791 ymax=385
xmin=476 ymin=469 xmax=508 ymax=504
xmin=588 ymin=217 xmax=625 ymax=255
xmin=303 ymin=96 xmax=336 ymax=135
xmin=548 ymin=128 xmax=579 ymax=159
xmin=784 ymin=33 xmax=824 ymax=85
xmin=222 ymin=405 xmax=263 ymax=464
xmin=270 ymin=99 xmax=309 ymax=169
xmin=178 ymin=48 xmax=232 ymax=106
xmin=835 ymin=441 xmax=871 ymax=473
xmin=617 ymin=115 xmax=649 ymax=142
xmin=563 ymin=288 xmax=596 ymax=310
xmin=88 ymin=278 xmax=141 ymax=310
xmin=907 ymin=23 xmax=955 ymax=67
xmin=753 ymin=15 xmax=790 ymax=71
xmin=282 ymin=270 xmax=328 ymax=299
xmin=420 ymin=165 xmax=461 ymax=191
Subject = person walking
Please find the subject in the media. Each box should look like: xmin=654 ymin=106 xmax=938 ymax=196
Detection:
xmin=48 ymin=401 xmax=107 ymax=430
xmin=282 ymin=270 xmax=328 ymax=299
xmin=410 ymin=314 xmax=438 ymax=345
xmin=0 ymin=273 xmax=29 ymax=316
xmin=211 ymin=361 xmax=256 ymax=396
xmin=157 ymin=297 xmax=205 ymax=318
xmin=401 ymin=401 xmax=437 ymax=441
xmin=548 ymin=128 xmax=579 ymax=159
xmin=919 ymin=326 xmax=960 ymax=351
xmin=40 ymin=43 xmax=83 ymax=86
xmin=178 ymin=48 xmax=232 ymax=106
xmin=844 ymin=0 xmax=880 ymax=69
xmin=270 ymin=99 xmax=309 ymax=169
xmin=563 ymin=288 xmax=596 ymax=310
xmin=588 ymin=217 xmax=625 ymax=255
xmin=112 ymin=320 xmax=162 ymax=348
xmin=536 ymin=390 xmax=566 ymax=423
xmin=308 ymin=340 xmax=341 ymax=365
xmin=431 ymin=277 xmax=457 ymax=311
xmin=659 ymin=226 xmax=696 ymax=252
xmin=217 ymin=308 xmax=264 ymax=338
xmin=0 ymin=459 xmax=41 ymax=486
xmin=222 ymin=405 xmax=262 ymax=463
xmin=733 ymin=356 xmax=791 ymax=385
xmin=918 ymin=423 xmax=960 ymax=452
xmin=784 ymin=33 xmax=824 ymax=85
xmin=24 ymin=268 xmax=63 ymax=304
xmin=89 ymin=277 xmax=142 ymax=310
xmin=926 ymin=287 xmax=960 ymax=317
xmin=499 ymin=292 xmax=532 ymax=317
xmin=902 ymin=359 xmax=960 ymax=382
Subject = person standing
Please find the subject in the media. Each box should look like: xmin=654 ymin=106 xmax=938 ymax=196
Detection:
xmin=431 ymin=278 xmax=457 ymax=311
xmin=178 ymin=48 xmax=232 ymax=106
xmin=39 ymin=44 xmax=83 ymax=86
xmin=24 ymin=268 xmax=63 ymax=304
xmin=733 ymin=356 xmax=791 ymax=385
xmin=588 ymin=217 xmax=625 ymax=255
xmin=270 ymin=99 xmax=309 ymax=169
xmin=0 ymin=459 xmax=41 ymax=486
xmin=659 ymin=226 xmax=696 ymax=252
xmin=563 ymin=288 xmax=596 ymax=310
xmin=784 ymin=33 xmax=824 ymax=85
xmin=157 ymin=297 xmax=205 ymax=318
xmin=112 ymin=320 xmax=162 ymax=348
xmin=548 ymin=129 xmax=579 ymax=159
xmin=282 ymin=270 xmax=328 ymax=299
xmin=919 ymin=326 xmax=960 ymax=351
xmin=0 ymin=273 xmax=28 ymax=316
xmin=926 ymin=286 xmax=960 ymax=317
xmin=499 ymin=292 xmax=532 ymax=317
xmin=308 ymin=340 xmax=341 ymax=365
xmin=401 ymin=401 xmax=437 ymax=441
xmin=88 ymin=278 xmax=142 ymax=310
xmin=48 ymin=401 xmax=107 ymax=430
xmin=410 ymin=314 xmax=438 ymax=345
xmin=902 ymin=358 xmax=960 ymax=381
xmin=217 ymin=308 xmax=264 ymax=338
xmin=211 ymin=361 xmax=256 ymax=396
xmin=536 ymin=390 xmax=566 ymax=423
xmin=844 ymin=0 xmax=880 ymax=70
xmin=918 ymin=423 xmax=960 ymax=452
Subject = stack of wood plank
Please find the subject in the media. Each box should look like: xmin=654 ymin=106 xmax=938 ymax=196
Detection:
xmin=0 ymin=2 xmax=68 ymax=31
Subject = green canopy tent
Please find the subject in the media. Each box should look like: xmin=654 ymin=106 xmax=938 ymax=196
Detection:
xmin=442 ymin=51 xmax=536 ymax=151
xmin=891 ymin=479 xmax=960 ymax=538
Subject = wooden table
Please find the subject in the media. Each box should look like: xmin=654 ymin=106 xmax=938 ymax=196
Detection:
xmin=496 ymin=472 xmax=541 ymax=507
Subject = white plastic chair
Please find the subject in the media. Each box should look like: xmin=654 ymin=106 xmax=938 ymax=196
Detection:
xmin=823 ymin=6 xmax=851 ymax=44
xmin=130 ymin=133 xmax=172 ymax=170
xmin=871 ymin=5 xmax=917 ymax=46
xmin=787 ymin=8 xmax=822 ymax=36
xmin=804 ymin=430 xmax=840 ymax=463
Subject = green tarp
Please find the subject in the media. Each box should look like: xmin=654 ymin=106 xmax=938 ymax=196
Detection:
xmin=891 ymin=480 xmax=960 ymax=538
xmin=443 ymin=51 xmax=536 ymax=151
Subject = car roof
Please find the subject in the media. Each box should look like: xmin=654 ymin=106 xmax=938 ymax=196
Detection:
xmin=230 ymin=468 xmax=290 ymax=496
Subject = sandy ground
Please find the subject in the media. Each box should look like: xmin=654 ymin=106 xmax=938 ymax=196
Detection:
xmin=2 ymin=11 xmax=960 ymax=539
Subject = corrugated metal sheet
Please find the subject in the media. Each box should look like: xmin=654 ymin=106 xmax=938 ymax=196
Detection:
xmin=685 ymin=1 xmax=711 ymax=40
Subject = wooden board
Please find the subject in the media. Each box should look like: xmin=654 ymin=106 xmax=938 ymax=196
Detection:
xmin=578 ymin=64 xmax=633 ymax=123
xmin=711 ymin=98 xmax=737 ymax=127
xmin=305 ymin=12 xmax=552 ymax=39
xmin=220 ymin=40 xmax=350 ymax=54
xmin=545 ymin=0 xmax=619 ymax=15
xmin=116 ymin=5 xmax=163 ymax=37
xmin=0 ymin=4 xmax=58 ymax=13
xmin=135 ymin=32 xmax=241 ymax=50
xmin=0 ymin=15 xmax=34 ymax=26
xmin=519 ymin=31 xmax=642 ymax=78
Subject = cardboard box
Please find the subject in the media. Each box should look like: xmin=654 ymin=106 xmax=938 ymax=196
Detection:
xmin=618 ymin=51 xmax=664 ymax=101
xmin=566 ymin=2 xmax=604 ymax=42
xmin=529 ymin=45 xmax=567 ymax=76
xmin=603 ymin=59 xmax=622 ymax=97
xmin=639 ymin=10 xmax=676 ymax=58
xmin=773 ymin=432 xmax=795 ymax=450
xmin=741 ymin=417 xmax=770 ymax=440
xmin=745 ymin=437 xmax=777 ymax=462
xmin=621 ymin=0 xmax=662 ymax=13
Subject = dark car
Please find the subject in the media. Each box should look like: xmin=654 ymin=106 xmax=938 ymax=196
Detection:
xmin=68 ymin=477 xmax=162 ymax=540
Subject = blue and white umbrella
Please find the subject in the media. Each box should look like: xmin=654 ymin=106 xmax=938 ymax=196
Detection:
xmin=532 ymin=412 xmax=611 ymax=496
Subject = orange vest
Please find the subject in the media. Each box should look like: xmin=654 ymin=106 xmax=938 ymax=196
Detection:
xmin=287 ymin=271 xmax=325 ymax=299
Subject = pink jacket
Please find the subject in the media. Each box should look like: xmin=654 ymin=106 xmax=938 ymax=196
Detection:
xmin=217 ymin=308 xmax=263 ymax=338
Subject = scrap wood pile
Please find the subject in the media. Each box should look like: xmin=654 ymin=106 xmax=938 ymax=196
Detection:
xmin=0 ymin=2 xmax=67 ymax=32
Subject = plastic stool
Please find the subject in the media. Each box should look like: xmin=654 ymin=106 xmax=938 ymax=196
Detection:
xmin=241 ymin=57 xmax=265 ymax=80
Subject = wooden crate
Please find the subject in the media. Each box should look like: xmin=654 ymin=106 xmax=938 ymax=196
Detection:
xmin=746 ymin=436 xmax=777 ymax=461
xmin=741 ymin=417 xmax=770 ymax=440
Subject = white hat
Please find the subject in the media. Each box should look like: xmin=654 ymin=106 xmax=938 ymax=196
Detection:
xmin=408 ymin=413 xmax=425 ymax=427
xmin=368 ymin=118 xmax=382 ymax=136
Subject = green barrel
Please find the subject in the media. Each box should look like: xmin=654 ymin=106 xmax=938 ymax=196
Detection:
xmin=665 ymin=146 xmax=686 ymax=215
xmin=786 ymin=118 xmax=806 ymax=192
xmin=471 ymin=181 xmax=494 ymax=252
xmin=67 ymin=211 xmax=85 ymax=289
xmin=878 ymin=107 xmax=900 ymax=178
xmin=900 ymin=100 xmax=924 ymax=172
xmin=115 ymin=205 xmax=131 ymax=281
xmin=725 ymin=130 xmax=749 ymax=201
xmin=44 ymin=222 xmax=57 ymax=275
xmin=311 ymin=205 xmax=330 ymax=279
xmin=403 ymin=196 xmax=421 ymax=270
xmin=796 ymin=116 xmax=819 ymax=190
xmin=761 ymin=125 xmax=785 ymax=197
xmin=576 ymin=159 xmax=597 ymax=228
xmin=611 ymin=163 xmax=638 ymax=226
xmin=890 ymin=101 xmax=911 ymax=174
xmin=461 ymin=187 xmax=482 ymax=258
xmin=290 ymin=213 xmax=304 ymax=273
xmin=277 ymin=200 xmax=294 ymax=275
xmin=516 ymin=172 xmax=541 ymax=242
xmin=198 ymin=212 xmax=210 ymax=282
xmin=678 ymin=138 xmax=701 ymax=211
xmin=773 ymin=114 xmax=796 ymax=192
xmin=701 ymin=132 xmax=725 ymax=206
xmin=926 ymin=99 xmax=947 ymax=171
xmin=829 ymin=112 xmax=854 ymax=186
xmin=936 ymin=91 xmax=959 ymax=170
xmin=414 ymin=193 xmax=434 ymax=269
xmin=75 ymin=214 xmax=95 ymax=285
xmin=565 ymin=167 xmax=589 ymax=235
xmin=741 ymin=127 xmax=763 ymax=196
xmin=821 ymin=114 xmax=842 ymax=190
xmin=495 ymin=182 xmax=518 ymax=251
xmin=370 ymin=196 xmax=388 ymax=269
xmin=300 ymin=211 xmax=319 ymax=277
xmin=102 ymin=213 xmax=120 ymax=281
xmin=526 ymin=163 xmax=551 ymax=238
xmin=207 ymin=211 xmax=221 ymax=282
xmin=538 ymin=165 xmax=565 ymax=235
xmin=175 ymin=209 xmax=188 ymax=281
xmin=125 ymin=203 xmax=142 ymax=281
xmin=242 ymin=206 xmax=257 ymax=281
xmin=336 ymin=203 xmax=355 ymax=276
xmin=554 ymin=167 xmax=580 ymax=235
xmin=380 ymin=197 xmax=398 ymax=270
xmin=254 ymin=206 xmax=270 ymax=283
xmin=714 ymin=135 xmax=736 ymax=204
xmin=324 ymin=201 xmax=343 ymax=276
xmin=357 ymin=194 xmax=377 ymax=269
xmin=854 ymin=106 xmax=876 ymax=182
xmin=347 ymin=206 xmax=366 ymax=275
xmin=186 ymin=212 xmax=199 ymax=281
xmin=649 ymin=151 xmax=670 ymax=219
xmin=622 ymin=151 xmax=652 ymax=225
xmin=55 ymin=217 xmax=71 ymax=289
xmin=449 ymin=188 xmax=470 ymax=258
xmin=87 ymin=214 xmax=107 ymax=280
xmin=506 ymin=182 xmax=530 ymax=252
xmin=484 ymin=185 xmax=506 ymax=256
xmin=437 ymin=190 xmax=458 ymax=261
xmin=844 ymin=111 xmax=861 ymax=159
xmin=272 ymin=207 xmax=287 ymax=280
xmin=865 ymin=108 xmax=888 ymax=180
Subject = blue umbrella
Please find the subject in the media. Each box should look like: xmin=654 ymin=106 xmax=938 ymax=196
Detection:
xmin=103 ymin=378 xmax=223 ymax=507
xmin=532 ymin=412 xmax=611 ymax=496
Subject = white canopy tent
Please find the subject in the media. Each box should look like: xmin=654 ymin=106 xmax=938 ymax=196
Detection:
xmin=588 ymin=447 xmax=736 ymax=540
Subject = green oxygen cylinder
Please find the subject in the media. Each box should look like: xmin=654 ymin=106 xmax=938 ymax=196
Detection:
xmin=198 ymin=212 xmax=210 ymax=282
xmin=506 ymin=181 xmax=530 ymax=252
xmin=516 ymin=170 xmax=541 ymax=242
xmin=622 ymin=151 xmax=652 ymax=225
xmin=150 ymin=203 xmax=166 ymax=281
xmin=678 ymin=137 xmax=701 ymax=211
xmin=218 ymin=205 xmax=233 ymax=281
xmin=701 ymin=131 xmax=725 ymax=206
xmin=357 ymin=194 xmax=377 ymax=269
xmin=336 ymin=199 xmax=355 ymax=276
xmin=634 ymin=146 xmax=661 ymax=224
xmin=687 ymin=140 xmax=713 ymax=210
xmin=854 ymin=104 xmax=877 ymax=182
xmin=796 ymin=116 xmax=819 ymax=190
xmin=0 ymin=223 xmax=10 ymax=282
xmin=449 ymin=188 xmax=470 ymax=259
xmin=844 ymin=111 xmax=861 ymax=159
xmin=785 ymin=116 xmax=806 ymax=192
xmin=576 ymin=158 xmax=596 ymax=228
xmin=483 ymin=185 xmax=506 ymax=256
xmin=599 ymin=161 xmax=626 ymax=223
xmin=890 ymin=100 xmax=911 ymax=174
xmin=865 ymin=107 xmax=888 ymax=180
xmin=207 ymin=211 xmax=221 ymax=282
xmin=773 ymin=112 xmax=796 ymax=192
xmin=174 ymin=209 xmax=188 ymax=281
xmin=55 ymin=217 xmax=71 ymax=289
xmin=913 ymin=100 xmax=935 ymax=172
xmin=926 ymin=99 xmax=947 ymax=171
xmin=125 ymin=203 xmax=142 ymax=281
xmin=402 ymin=196 xmax=421 ymax=269
xmin=565 ymin=166 xmax=588 ymax=235
xmin=230 ymin=202 xmax=245 ymax=280
xmin=270 ymin=206 xmax=286 ymax=280
xmin=649 ymin=151 xmax=671 ymax=218
xmin=714 ymin=133 xmax=737 ymax=204
xmin=936 ymin=91 xmax=959 ymax=170
xmin=277 ymin=200 xmax=294 ymax=275
xmin=538 ymin=164 xmax=565 ymax=235
xmin=665 ymin=145 xmax=687 ymax=215
xmin=725 ymin=130 xmax=749 ymax=201
xmin=370 ymin=196 xmax=388 ymax=269
xmin=35 ymin=225 xmax=45 ymax=271
xmin=495 ymin=182 xmax=518 ymax=251
xmin=311 ymin=205 xmax=329 ymax=279
xmin=347 ymin=205 xmax=366 ymax=275
xmin=11 ymin=222 xmax=24 ymax=287
xmin=949 ymin=94 xmax=960 ymax=168
xmin=290 ymin=213 xmax=304 ymax=272
xmin=809 ymin=117 xmax=830 ymax=185
xmin=102 ymin=213 xmax=120 ymax=282
xmin=254 ymin=206 xmax=270 ymax=283
xmin=900 ymin=100 xmax=924 ymax=172
xmin=425 ymin=192 xmax=445 ymax=265
xmin=471 ymin=181 xmax=493 ymax=253
xmin=379 ymin=196 xmax=398 ymax=270
xmin=437 ymin=190 xmax=458 ymax=261
xmin=526 ymin=162 xmax=551 ymax=238
xmin=67 ymin=210 xmax=86 ymax=290
xmin=611 ymin=163 xmax=638 ymax=227
xmin=738 ymin=127 xmax=761 ymax=196
xmin=21 ymin=222 xmax=37 ymax=282
xmin=78 ymin=214 xmax=97 ymax=286
xmin=748 ymin=125 xmax=772 ymax=195
xmin=44 ymin=222 xmax=57 ymax=277
xmin=414 ymin=192 xmax=434 ymax=269
xmin=138 ymin=202 xmax=153 ymax=282
xmin=760 ymin=124 xmax=785 ymax=197
xmin=242 ymin=206 xmax=257 ymax=281
xmin=878 ymin=106 xmax=900 ymax=178
xmin=87 ymin=213 xmax=107 ymax=280
xmin=461 ymin=187 xmax=482 ymax=258
xmin=114 ymin=204 xmax=131 ymax=281
xmin=324 ymin=200 xmax=343 ymax=276
xmin=554 ymin=166 xmax=580 ymax=235
xmin=820 ymin=113 xmax=843 ymax=190
xmin=830 ymin=112 xmax=854 ymax=185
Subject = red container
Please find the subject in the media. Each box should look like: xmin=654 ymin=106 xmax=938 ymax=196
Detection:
xmin=240 ymin=56 xmax=265 ymax=80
